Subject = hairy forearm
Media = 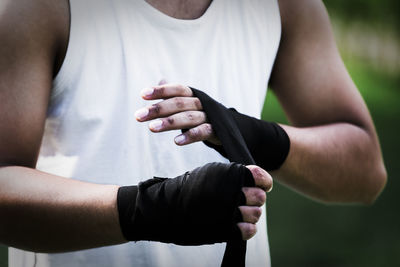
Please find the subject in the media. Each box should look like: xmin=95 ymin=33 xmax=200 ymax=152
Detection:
xmin=0 ymin=166 xmax=126 ymax=252
xmin=274 ymin=123 xmax=387 ymax=204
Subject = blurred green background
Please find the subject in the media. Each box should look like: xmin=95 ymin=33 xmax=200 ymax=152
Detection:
xmin=0 ymin=1 xmax=399 ymax=266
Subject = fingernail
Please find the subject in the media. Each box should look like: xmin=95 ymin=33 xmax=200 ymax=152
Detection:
xmin=149 ymin=119 xmax=163 ymax=131
xmin=174 ymin=135 xmax=186 ymax=145
xmin=141 ymin=87 xmax=154 ymax=97
xmin=134 ymin=108 xmax=149 ymax=120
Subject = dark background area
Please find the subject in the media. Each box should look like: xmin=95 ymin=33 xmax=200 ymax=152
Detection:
xmin=1 ymin=1 xmax=399 ymax=266
xmin=325 ymin=0 xmax=400 ymax=27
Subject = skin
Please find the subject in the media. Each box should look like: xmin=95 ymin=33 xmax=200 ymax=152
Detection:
xmin=135 ymin=0 xmax=387 ymax=204
xmin=0 ymin=0 xmax=269 ymax=252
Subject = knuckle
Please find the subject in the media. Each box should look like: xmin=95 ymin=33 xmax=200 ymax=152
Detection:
xmin=174 ymin=97 xmax=185 ymax=109
xmin=188 ymin=127 xmax=200 ymax=139
xmin=167 ymin=117 xmax=174 ymax=125
xmin=251 ymin=166 xmax=273 ymax=192
xmin=254 ymin=207 xmax=262 ymax=218
xmin=187 ymin=111 xmax=195 ymax=121
xmin=252 ymin=166 xmax=264 ymax=178
xmin=241 ymin=207 xmax=261 ymax=224
xmin=244 ymin=224 xmax=257 ymax=239
xmin=194 ymin=97 xmax=203 ymax=110
xmin=156 ymin=86 xmax=165 ymax=96
xmin=151 ymin=103 xmax=161 ymax=115
xmin=255 ymin=190 xmax=266 ymax=205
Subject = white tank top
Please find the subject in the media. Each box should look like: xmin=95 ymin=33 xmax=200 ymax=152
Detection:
xmin=9 ymin=0 xmax=281 ymax=266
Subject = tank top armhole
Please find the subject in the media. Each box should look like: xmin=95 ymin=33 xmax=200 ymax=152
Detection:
xmin=51 ymin=0 xmax=78 ymax=102
xmin=258 ymin=0 xmax=283 ymax=113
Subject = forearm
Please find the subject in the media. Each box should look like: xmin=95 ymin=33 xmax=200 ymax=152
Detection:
xmin=0 ymin=166 xmax=126 ymax=253
xmin=274 ymin=123 xmax=387 ymax=204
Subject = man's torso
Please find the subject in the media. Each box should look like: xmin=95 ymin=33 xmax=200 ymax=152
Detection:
xmin=10 ymin=0 xmax=281 ymax=266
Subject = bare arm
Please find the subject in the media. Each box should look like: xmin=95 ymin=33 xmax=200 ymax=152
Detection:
xmin=0 ymin=168 xmax=124 ymax=252
xmin=269 ymin=0 xmax=387 ymax=204
xmin=0 ymin=0 xmax=126 ymax=252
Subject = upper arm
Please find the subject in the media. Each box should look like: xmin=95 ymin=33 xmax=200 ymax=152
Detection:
xmin=0 ymin=0 xmax=68 ymax=167
xmin=270 ymin=0 xmax=375 ymax=133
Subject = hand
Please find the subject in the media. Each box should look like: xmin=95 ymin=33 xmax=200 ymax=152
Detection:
xmin=239 ymin=165 xmax=272 ymax=240
xmin=135 ymin=84 xmax=273 ymax=240
xmin=135 ymin=83 xmax=220 ymax=145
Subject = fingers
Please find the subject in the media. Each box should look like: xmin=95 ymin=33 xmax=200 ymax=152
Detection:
xmin=237 ymin=222 xmax=257 ymax=240
xmin=242 ymin=187 xmax=266 ymax=206
xmin=238 ymin=206 xmax=262 ymax=223
xmin=135 ymin=97 xmax=203 ymax=122
xmin=174 ymin=123 xmax=214 ymax=145
xmin=238 ymin=205 xmax=263 ymax=240
xmin=135 ymin=83 xmax=221 ymax=145
xmin=140 ymin=84 xmax=193 ymax=100
xmin=246 ymin=165 xmax=273 ymax=192
xmin=147 ymin=111 xmax=207 ymax=132
xmin=238 ymin=166 xmax=272 ymax=240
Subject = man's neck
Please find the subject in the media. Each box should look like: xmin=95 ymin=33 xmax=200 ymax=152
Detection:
xmin=145 ymin=0 xmax=213 ymax=20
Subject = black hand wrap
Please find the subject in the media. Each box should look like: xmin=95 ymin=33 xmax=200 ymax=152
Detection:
xmin=190 ymin=88 xmax=290 ymax=171
xmin=188 ymin=87 xmax=290 ymax=266
xmin=117 ymin=162 xmax=255 ymax=245
xmin=118 ymin=87 xmax=284 ymax=267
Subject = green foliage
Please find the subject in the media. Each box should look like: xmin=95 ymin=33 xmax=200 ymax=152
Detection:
xmin=324 ymin=0 xmax=400 ymax=30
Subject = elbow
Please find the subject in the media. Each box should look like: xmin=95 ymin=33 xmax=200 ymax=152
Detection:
xmin=361 ymin=160 xmax=387 ymax=205
xmin=320 ymin=159 xmax=388 ymax=206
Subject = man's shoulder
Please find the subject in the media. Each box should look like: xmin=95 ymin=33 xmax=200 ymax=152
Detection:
xmin=1 ymin=0 xmax=68 ymax=32
xmin=0 ymin=0 xmax=69 ymax=74
xmin=278 ymin=0 xmax=328 ymax=32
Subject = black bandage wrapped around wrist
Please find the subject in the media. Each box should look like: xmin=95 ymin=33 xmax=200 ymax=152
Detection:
xmin=191 ymin=88 xmax=290 ymax=171
xmin=117 ymin=162 xmax=255 ymax=244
